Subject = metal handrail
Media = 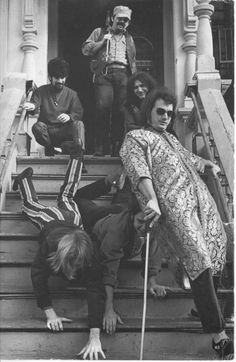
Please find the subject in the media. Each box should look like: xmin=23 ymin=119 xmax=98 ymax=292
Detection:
xmin=0 ymin=89 xmax=33 ymax=193
xmin=190 ymin=90 xmax=233 ymax=226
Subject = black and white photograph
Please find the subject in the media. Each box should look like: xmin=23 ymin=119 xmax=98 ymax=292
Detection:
xmin=0 ymin=0 xmax=234 ymax=360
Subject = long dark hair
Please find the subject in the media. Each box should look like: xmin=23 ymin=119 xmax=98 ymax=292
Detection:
xmin=126 ymin=71 xmax=157 ymax=107
xmin=141 ymin=87 xmax=177 ymax=135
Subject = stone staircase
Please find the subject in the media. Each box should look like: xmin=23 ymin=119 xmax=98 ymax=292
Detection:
xmin=0 ymin=155 xmax=233 ymax=360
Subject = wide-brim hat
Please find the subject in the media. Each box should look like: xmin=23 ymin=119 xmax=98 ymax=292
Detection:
xmin=113 ymin=6 xmax=132 ymax=20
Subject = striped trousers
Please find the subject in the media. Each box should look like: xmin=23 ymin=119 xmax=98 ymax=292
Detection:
xmin=18 ymin=158 xmax=83 ymax=230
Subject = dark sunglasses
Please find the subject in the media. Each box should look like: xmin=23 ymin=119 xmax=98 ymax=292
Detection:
xmin=118 ymin=17 xmax=130 ymax=22
xmin=156 ymin=107 xmax=174 ymax=118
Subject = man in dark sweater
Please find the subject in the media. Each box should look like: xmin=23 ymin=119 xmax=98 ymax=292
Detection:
xmin=23 ymin=57 xmax=85 ymax=156
xmin=73 ymin=169 xmax=160 ymax=335
xmin=13 ymin=145 xmax=105 ymax=360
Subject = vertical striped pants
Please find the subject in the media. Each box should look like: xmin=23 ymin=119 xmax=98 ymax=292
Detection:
xmin=18 ymin=158 xmax=83 ymax=230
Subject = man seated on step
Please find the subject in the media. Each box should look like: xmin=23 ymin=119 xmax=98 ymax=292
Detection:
xmin=12 ymin=142 xmax=105 ymax=360
xmin=73 ymin=168 xmax=162 ymax=335
xmin=23 ymin=57 xmax=85 ymax=157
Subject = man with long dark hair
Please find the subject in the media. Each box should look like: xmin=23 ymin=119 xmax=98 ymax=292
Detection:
xmin=120 ymin=88 xmax=234 ymax=359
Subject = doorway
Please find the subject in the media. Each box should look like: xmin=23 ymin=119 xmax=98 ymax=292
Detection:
xmin=57 ymin=0 xmax=163 ymax=153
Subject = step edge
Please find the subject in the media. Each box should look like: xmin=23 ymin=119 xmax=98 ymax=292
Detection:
xmin=0 ymin=288 xmax=232 ymax=298
xmin=11 ymin=174 xmax=106 ymax=180
xmin=0 ymin=318 xmax=233 ymax=333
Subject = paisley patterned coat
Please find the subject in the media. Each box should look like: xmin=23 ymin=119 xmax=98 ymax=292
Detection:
xmin=120 ymin=129 xmax=226 ymax=280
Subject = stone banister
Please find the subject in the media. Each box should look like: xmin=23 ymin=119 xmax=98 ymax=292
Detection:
xmin=182 ymin=32 xmax=197 ymax=83
xmin=182 ymin=0 xmax=197 ymax=108
xmin=194 ymin=0 xmax=215 ymax=72
xmin=20 ymin=0 xmax=38 ymax=81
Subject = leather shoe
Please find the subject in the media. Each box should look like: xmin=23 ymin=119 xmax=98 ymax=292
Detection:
xmin=212 ymin=338 xmax=234 ymax=359
xmin=13 ymin=167 xmax=33 ymax=191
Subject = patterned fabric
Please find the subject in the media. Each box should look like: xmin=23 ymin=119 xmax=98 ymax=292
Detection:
xmin=19 ymin=158 xmax=83 ymax=230
xmin=108 ymin=35 xmax=128 ymax=65
xmin=120 ymin=129 xmax=227 ymax=280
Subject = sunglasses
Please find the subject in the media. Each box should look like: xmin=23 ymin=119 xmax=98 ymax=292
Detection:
xmin=117 ymin=17 xmax=130 ymax=22
xmin=156 ymin=107 xmax=174 ymax=118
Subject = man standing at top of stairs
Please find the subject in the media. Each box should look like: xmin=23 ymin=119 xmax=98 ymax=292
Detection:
xmin=82 ymin=5 xmax=136 ymax=157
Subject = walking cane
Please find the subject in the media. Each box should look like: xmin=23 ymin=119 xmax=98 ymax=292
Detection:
xmin=140 ymin=224 xmax=152 ymax=360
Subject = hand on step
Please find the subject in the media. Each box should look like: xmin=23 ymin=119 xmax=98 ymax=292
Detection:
xmin=78 ymin=328 xmax=106 ymax=360
xmin=44 ymin=307 xmax=72 ymax=331
xmin=103 ymin=306 xmax=124 ymax=335
xmin=148 ymin=277 xmax=173 ymax=298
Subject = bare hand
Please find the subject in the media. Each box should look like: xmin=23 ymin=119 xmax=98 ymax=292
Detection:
xmin=207 ymin=162 xmax=221 ymax=178
xmin=23 ymin=102 xmax=35 ymax=111
xmin=198 ymin=161 xmax=205 ymax=174
xmin=103 ymin=34 xmax=112 ymax=41
xmin=57 ymin=113 xmax=70 ymax=123
xmin=78 ymin=334 xmax=106 ymax=360
xmin=103 ymin=307 xmax=123 ymax=335
xmin=46 ymin=310 xmax=72 ymax=331
xmin=200 ymin=159 xmax=221 ymax=178
xmin=144 ymin=199 xmax=161 ymax=228
xmin=149 ymin=283 xmax=168 ymax=298
xmin=46 ymin=316 xmax=72 ymax=331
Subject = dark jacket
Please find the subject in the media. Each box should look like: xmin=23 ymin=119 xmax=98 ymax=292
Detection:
xmin=124 ymin=104 xmax=144 ymax=134
xmin=73 ymin=177 xmax=140 ymax=233
xmin=31 ymin=220 xmax=105 ymax=329
xmin=73 ymin=177 xmax=159 ymax=287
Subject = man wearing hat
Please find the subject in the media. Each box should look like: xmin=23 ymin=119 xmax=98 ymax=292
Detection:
xmin=82 ymin=6 xmax=136 ymax=156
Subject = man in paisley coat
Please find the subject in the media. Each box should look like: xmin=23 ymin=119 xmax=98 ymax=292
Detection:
xmin=120 ymin=88 xmax=233 ymax=359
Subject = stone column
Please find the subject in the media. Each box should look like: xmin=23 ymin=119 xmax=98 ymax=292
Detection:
xmin=182 ymin=31 xmax=197 ymax=108
xmin=182 ymin=32 xmax=197 ymax=83
xmin=183 ymin=0 xmax=197 ymax=83
xmin=20 ymin=0 xmax=38 ymax=81
xmin=194 ymin=0 xmax=221 ymax=90
xmin=0 ymin=0 xmax=9 ymax=92
xmin=194 ymin=0 xmax=215 ymax=72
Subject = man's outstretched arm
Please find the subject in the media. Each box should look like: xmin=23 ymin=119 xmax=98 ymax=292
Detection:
xmin=31 ymin=247 xmax=72 ymax=331
xmin=103 ymin=285 xmax=123 ymax=335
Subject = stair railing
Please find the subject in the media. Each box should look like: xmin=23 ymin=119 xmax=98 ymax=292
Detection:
xmin=188 ymin=89 xmax=233 ymax=234
xmin=0 ymin=88 xmax=33 ymax=198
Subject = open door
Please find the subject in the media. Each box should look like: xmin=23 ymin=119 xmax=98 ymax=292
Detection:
xmin=57 ymin=0 xmax=163 ymax=153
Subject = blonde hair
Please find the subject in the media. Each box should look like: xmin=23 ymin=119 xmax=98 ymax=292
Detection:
xmin=48 ymin=229 xmax=94 ymax=280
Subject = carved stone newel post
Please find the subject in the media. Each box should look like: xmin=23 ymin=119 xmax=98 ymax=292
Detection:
xmin=194 ymin=0 xmax=215 ymax=72
xmin=182 ymin=0 xmax=197 ymax=83
xmin=21 ymin=0 xmax=38 ymax=81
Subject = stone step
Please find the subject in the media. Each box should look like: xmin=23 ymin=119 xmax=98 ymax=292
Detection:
xmin=16 ymin=155 xmax=122 ymax=175
xmin=1 ymin=236 xmax=144 ymax=264
xmin=0 ymin=289 xmax=231 ymax=321
xmin=11 ymin=173 xmax=106 ymax=193
xmin=0 ymin=213 xmax=38 ymax=234
xmin=0 ymin=318 xmax=232 ymax=360
xmin=0 ymin=233 xmax=180 ymax=290
xmin=0 ymin=236 xmax=39 ymax=263
xmin=0 ymin=261 xmax=179 ymax=291
xmin=5 ymin=193 xmax=112 ymax=211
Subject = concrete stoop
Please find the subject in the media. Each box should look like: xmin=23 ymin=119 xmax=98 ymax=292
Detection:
xmin=0 ymin=155 xmax=234 ymax=360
